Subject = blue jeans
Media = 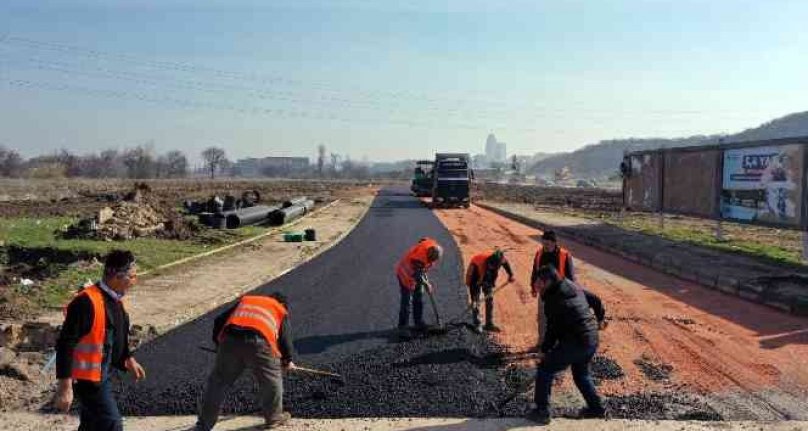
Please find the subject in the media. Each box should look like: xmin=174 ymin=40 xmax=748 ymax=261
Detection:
xmin=398 ymin=281 xmax=424 ymax=328
xmin=74 ymin=379 xmax=123 ymax=431
xmin=534 ymin=341 xmax=602 ymax=413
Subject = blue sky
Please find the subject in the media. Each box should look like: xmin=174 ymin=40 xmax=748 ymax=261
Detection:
xmin=1 ymin=0 xmax=806 ymax=163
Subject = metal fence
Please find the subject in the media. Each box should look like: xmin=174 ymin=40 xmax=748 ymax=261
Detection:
xmin=623 ymin=136 xmax=808 ymax=229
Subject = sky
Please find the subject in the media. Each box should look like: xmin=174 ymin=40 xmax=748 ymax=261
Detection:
xmin=1 ymin=0 xmax=807 ymax=163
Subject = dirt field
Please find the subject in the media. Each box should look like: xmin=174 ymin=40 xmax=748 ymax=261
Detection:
xmin=433 ymin=205 xmax=808 ymax=421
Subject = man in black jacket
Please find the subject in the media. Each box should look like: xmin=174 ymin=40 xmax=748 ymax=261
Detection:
xmin=54 ymin=250 xmax=146 ymax=431
xmin=528 ymin=265 xmax=606 ymax=424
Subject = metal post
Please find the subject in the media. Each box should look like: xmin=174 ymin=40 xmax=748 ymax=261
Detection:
xmin=803 ymin=230 xmax=808 ymax=264
xmin=715 ymin=219 xmax=723 ymax=241
xmin=658 ymin=211 xmax=664 ymax=230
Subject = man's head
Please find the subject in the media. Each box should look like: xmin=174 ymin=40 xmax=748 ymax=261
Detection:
xmin=534 ymin=265 xmax=561 ymax=295
xmin=541 ymin=230 xmax=558 ymax=252
xmin=268 ymin=292 xmax=288 ymax=308
xmin=102 ymin=250 xmax=137 ymax=295
xmin=426 ymin=245 xmax=443 ymax=263
xmin=487 ymin=249 xmax=505 ymax=269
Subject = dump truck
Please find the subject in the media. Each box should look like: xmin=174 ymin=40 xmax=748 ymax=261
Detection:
xmin=410 ymin=159 xmax=435 ymax=197
xmin=432 ymin=153 xmax=471 ymax=208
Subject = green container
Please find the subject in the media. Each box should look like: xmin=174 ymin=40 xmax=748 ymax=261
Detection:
xmin=283 ymin=232 xmax=304 ymax=242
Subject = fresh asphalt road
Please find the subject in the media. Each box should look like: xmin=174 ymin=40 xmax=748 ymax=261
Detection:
xmin=117 ymin=187 xmax=475 ymax=416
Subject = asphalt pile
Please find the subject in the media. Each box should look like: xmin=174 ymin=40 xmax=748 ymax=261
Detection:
xmin=591 ymin=354 xmax=625 ymax=385
xmin=634 ymin=355 xmax=674 ymax=382
xmin=604 ymin=393 xmax=722 ymax=421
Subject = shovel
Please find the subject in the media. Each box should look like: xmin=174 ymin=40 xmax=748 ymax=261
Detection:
xmin=423 ymin=284 xmax=450 ymax=335
xmin=198 ymin=346 xmax=345 ymax=385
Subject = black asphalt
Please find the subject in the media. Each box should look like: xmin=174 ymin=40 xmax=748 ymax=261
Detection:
xmin=116 ymin=187 xmax=514 ymax=417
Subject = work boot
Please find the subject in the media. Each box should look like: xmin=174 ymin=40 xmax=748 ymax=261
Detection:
xmin=526 ymin=408 xmax=551 ymax=425
xmin=265 ymin=411 xmax=291 ymax=428
xmin=578 ymin=406 xmax=607 ymax=419
xmin=471 ymin=323 xmax=483 ymax=334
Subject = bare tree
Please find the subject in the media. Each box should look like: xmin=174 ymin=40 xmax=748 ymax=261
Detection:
xmin=123 ymin=145 xmax=156 ymax=179
xmin=165 ymin=150 xmax=188 ymax=178
xmin=0 ymin=146 xmax=23 ymax=177
xmin=329 ymin=152 xmax=340 ymax=175
xmin=317 ymin=144 xmax=326 ymax=177
xmin=202 ymin=146 xmax=227 ymax=179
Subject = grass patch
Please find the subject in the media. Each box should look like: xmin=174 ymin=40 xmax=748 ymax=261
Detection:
xmin=0 ymin=216 xmax=270 ymax=312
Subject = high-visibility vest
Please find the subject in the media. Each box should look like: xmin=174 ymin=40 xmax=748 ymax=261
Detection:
xmin=219 ymin=295 xmax=288 ymax=357
xmin=465 ymin=251 xmax=495 ymax=287
xmin=533 ymin=246 xmax=570 ymax=281
xmin=395 ymin=237 xmax=439 ymax=291
xmin=68 ymin=284 xmax=106 ymax=382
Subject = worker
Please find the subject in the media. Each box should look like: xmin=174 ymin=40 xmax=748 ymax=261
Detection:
xmin=196 ymin=292 xmax=296 ymax=431
xmin=54 ymin=250 xmax=146 ymax=431
xmin=530 ymin=230 xmax=577 ymax=344
xmin=528 ymin=265 xmax=607 ymax=425
xmin=395 ymin=237 xmax=443 ymax=335
xmin=464 ymin=249 xmax=515 ymax=333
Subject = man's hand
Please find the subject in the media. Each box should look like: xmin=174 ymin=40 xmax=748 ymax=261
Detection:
xmin=284 ymin=361 xmax=297 ymax=371
xmin=125 ymin=357 xmax=146 ymax=381
xmin=508 ymin=276 xmax=516 ymax=283
xmin=54 ymin=379 xmax=73 ymax=413
xmin=530 ymin=286 xmax=538 ymax=298
xmin=598 ymin=320 xmax=609 ymax=331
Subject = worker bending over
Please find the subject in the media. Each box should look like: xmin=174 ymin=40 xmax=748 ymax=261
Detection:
xmin=196 ymin=292 xmax=296 ymax=431
xmin=465 ymin=249 xmax=514 ymax=333
xmin=394 ymin=237 xmax=443 ymax=335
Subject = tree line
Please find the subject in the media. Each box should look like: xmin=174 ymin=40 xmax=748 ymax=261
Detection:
xmin=0 ymin=145 xmax=238 ymax=179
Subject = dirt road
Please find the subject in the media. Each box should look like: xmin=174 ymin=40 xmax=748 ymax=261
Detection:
xmin=433 ymin=205 xmax=808 ymax=420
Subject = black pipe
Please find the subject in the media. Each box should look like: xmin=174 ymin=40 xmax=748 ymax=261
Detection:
xmin=282 ymin=196 xmax=309 ymax=208
xmin=224 ymin=205 xmax=279 ymax=229
xmin=269 ymin=205 xmax=307 ymax=226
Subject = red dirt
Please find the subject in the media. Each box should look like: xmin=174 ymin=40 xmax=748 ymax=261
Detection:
xmin=433 ymin=205 xmax=808 ymax=404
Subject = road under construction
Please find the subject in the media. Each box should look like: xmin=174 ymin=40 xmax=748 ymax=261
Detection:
xmin=93 ymin=187 xmax=808 ymax=422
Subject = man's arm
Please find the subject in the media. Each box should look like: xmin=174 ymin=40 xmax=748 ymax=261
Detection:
xmin=583 ymin=289 xmax=605 ymax=323
xmin=278 ymin=316 xmax=296 ymax=364
xmin=565 ymin=254 xmax=576 ymax=282
xmin=540 ymin=306 xmax=558 ymax=353
xmin=412 ymin=261 xmax=429 ymax=290
xmin=114 ymin=307 xmax=132 ymax=371
xmin=55 ymin=295 xmax=93 ymax=379
xmin=530 ymin=252 xmax=540 ymax=288
xmin=211 ymin=304 xmax=237 ymax=345
xmin=468 ymin=263 xmax=480 ymax=288
xmin=501 ymin=259 xmax=514 ymax=280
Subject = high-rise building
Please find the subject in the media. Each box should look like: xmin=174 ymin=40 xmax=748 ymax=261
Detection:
xmin=485 ymin=133 xmax=498 ymax=161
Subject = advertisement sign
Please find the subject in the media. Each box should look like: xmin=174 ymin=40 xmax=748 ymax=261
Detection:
xmin=720 ymin=144 xmax=804 ymax=226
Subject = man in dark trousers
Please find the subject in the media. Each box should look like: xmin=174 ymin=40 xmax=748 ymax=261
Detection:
xmin=528 ymin=265 xmax=606 ymax=425
xmin=394 ymin=237 xmax=443 ymax=335
xmin=54 ymin=250 xmax=147 ymax=431
xmin=196 ymin=292 xmax=296 ymax=431
xmin=465 ymin=249 xmax=515 ymax=333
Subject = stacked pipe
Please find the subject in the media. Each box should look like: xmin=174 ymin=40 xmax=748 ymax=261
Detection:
xmin=222 ymin=205 xmax=280 ymax=229
xmin=269 ymin=197 xmax=315 ymax=226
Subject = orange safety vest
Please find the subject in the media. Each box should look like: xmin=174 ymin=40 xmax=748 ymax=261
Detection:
xmin=395 ymin=237 xmax=439 ymax=291
xmin=533 ymin=245 xmax=570 ymax=282
xmin=67 ymin=284 xmax=106 ymax=382
xmin=218 ymin=295 xmax=288 ymax=357
xmin=465 ymin=251 xmax=495 ymax=287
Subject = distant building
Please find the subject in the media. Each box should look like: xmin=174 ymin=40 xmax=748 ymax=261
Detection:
xmin=484 ymin=133 xmax=507 ymax=164
xmin=233 ymin=156 xmax=310 ymax=177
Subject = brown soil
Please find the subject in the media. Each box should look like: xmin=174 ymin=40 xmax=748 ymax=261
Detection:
xmin=433 ymin=205 xmax=808 ymax=418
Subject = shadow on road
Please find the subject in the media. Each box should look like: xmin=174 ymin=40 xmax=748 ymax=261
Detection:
xmin=294 ymin=329 xmax=397 ymax=355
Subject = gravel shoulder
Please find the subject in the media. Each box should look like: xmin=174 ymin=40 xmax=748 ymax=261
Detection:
xmin=1 ymin=413 xmax=806 ymax=431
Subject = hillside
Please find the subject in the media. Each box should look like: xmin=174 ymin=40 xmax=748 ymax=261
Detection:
xmin=532 ymin=111 xmax=808 ymax=178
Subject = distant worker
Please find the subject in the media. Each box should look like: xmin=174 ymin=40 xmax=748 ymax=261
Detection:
xmin=528 ymin=266 xmax=607 ymax=425
xmin=395 ymin=237 xmax=443 ymax=335
xmin=464 ymin=249 xmax=515 ymax=333
xmin=54 ymin=250 xmax=146 ymax=431
xmin=196 ymin=292 xmax=296 ymax=431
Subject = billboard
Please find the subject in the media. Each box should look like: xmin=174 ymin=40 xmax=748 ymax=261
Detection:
xmin=720 ymin=144 xmax=804 ymax=226
xmin=663 ymin=149 xmax=720 ymax=217
xmin=625 ymin=152 xmax=661 ymax=212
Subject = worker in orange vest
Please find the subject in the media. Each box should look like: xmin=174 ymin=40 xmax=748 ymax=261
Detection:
xmin=196 ymin=292 xmax=296 ymax=431
xmin=54 ymin=250 xmax=146 ymax=431
xmin=465 ymin=249 xmax=514 ymax=333
xmin=531 ymin=230 xmax=575 ymax=345
xmin=395 ymin=237 xmax=443 ymax=335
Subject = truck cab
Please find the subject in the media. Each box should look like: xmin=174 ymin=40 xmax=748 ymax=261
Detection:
xmin=432 ymin=153 xmax=471 ymax=208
